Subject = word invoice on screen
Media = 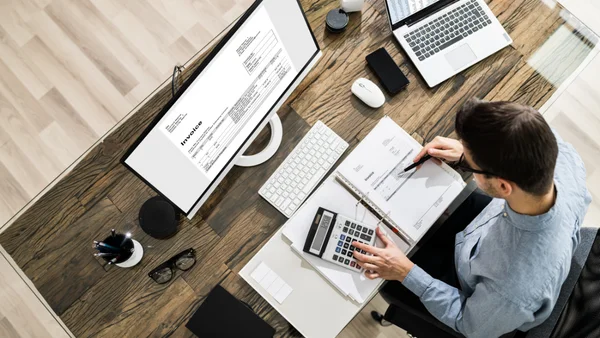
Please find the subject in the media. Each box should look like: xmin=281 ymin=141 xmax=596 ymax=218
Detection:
xmin=159 ymin=6 xmax=298 ymax=179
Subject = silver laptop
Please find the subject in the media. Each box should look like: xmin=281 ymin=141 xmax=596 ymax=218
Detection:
xmin=385 ymin=0 xmax=512 ymax=87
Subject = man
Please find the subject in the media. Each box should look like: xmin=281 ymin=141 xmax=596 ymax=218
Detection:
xmin=353 ymin=98 xmax=592 ymax=337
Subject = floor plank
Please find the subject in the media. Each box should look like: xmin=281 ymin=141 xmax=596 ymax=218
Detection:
xmin=0 ymin=0 xmax=254 ymax=227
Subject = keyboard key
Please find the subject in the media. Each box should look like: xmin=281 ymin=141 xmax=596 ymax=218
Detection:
xmin=350 ymin=245 xmax=355 ymax=251
xmin=350 ymin=223 xmax=356 ymax=229
xmin=362 ymin=227 xmax=368 ymax=233
xmin=344 ymin=243 xmax=349 ymax=249
xmin=360 ymin=234 xmax=372 ymax=241
xmin=335 ymin=247 xmax=341 ymax=253
xmin=343 ymin=227 xmax=348 ymax=233
xmin=345 ymin=237 xmax=351 ymax=243
xmin=339 ymin=256 xmax=344 ymax=263
xmin=349 ymin=229 xmax=354 ymax=235
xmin=368 ymin=229 xmax=374 ymax=235
xmin=346 ymin=252 xmax=353 ymax=257
xmin=340 ymin=234 xmax=346 ymax=240
xmin=439 ymin=35 xmax=464 ymax=51
xmin=342 ymin=249 xmax=347 ymax=255
xmin=344 ymin=259 xmax=350 ymax=265
xmin=350 ymin=261 xmax=356 ymax=267
xmin=338 ymin=241 xmax=343 ymax=246
xmin=356 ymin=225 xmax=362 ymax=231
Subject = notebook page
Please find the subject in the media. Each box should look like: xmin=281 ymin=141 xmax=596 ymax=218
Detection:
xmin=336 ymin=117 xmax=465 ymax=242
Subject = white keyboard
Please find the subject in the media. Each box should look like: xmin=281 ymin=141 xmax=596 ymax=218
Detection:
xmin=259 ymin=121 xmax=349 ymax=217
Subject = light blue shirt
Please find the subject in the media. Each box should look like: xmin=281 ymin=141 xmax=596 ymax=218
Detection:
xmin=402 ymin=132 xmax=592 ymax=338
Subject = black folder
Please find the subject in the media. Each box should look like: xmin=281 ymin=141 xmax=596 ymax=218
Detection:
xmin=186 ymin=285 xmax=275 ymax=337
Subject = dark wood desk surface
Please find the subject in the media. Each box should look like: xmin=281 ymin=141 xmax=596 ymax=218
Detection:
xmin=0 ymin=0 xmax=594 ymax=336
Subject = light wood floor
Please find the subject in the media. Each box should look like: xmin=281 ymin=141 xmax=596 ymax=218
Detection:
xmin=0 ymin=245 xmax=72 ymax=337
xmin=559 ymin=0 xmax=600 ymax=36
xmin=541 ymin=47 xmax=600 ymax=228
xmin=0 ymin=0 xmax=253 ymax=227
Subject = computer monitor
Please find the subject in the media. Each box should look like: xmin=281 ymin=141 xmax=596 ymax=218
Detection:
xmin=121 ymin=0 xmax=321 ymax=219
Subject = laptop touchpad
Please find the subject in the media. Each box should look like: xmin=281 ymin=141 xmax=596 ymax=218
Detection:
xmin=445 ymin=44 xmax=477 ymax=71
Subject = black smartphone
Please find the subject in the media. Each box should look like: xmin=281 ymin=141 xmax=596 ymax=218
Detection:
xmin=366 ymin=48 xmax=409 ymax=95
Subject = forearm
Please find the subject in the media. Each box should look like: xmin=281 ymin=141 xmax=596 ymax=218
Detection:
xmin=401 ymin=265 xmax=465 ymax=332
xmin=402 ymin=265 xmax=529 ymax=337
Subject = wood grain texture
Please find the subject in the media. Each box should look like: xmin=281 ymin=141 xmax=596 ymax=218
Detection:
xmin=0 ymin=0 xmax=597 ymax=337
xmin=0 ymin=0 xmax=254 ymax=227
xmin=0 ymin=245 xmax=73 ymax=338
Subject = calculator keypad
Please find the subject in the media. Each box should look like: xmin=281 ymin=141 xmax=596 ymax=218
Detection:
xmin=328 ymin=217 xmax=378 ymax=272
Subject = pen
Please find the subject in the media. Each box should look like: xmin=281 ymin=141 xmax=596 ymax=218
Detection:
xmin=403 ymin=154 xmax=432 ymax=172
xmin=94 ymin=252 xmax=117 ymax=258
xmin=93 ymin=241 xmax=121 ymax=252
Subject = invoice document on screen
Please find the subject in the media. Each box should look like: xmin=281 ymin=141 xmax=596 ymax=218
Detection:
xmin=158 ymin=6 xmax=298 ymax=179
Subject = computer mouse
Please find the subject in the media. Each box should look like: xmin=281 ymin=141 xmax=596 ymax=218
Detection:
xmin=351 ymin=78 xmax=385 ymax=108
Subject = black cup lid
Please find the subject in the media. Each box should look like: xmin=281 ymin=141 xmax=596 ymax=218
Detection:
xmin=326 ymin=9 xmax=349 ymax=31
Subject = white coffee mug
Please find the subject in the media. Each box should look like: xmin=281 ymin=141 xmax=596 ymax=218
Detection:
xmin=340 ymin=0 xmax=364 ymax=12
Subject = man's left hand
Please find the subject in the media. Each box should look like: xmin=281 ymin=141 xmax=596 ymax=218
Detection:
xmin=353 ymin=228 xmax=415 ymax=281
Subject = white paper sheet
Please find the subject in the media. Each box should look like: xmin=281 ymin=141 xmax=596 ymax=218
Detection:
xmin=251 ymin=262 xmax=294 ymax=304
xmin=337 ymin=117 xmax=465 ymax=242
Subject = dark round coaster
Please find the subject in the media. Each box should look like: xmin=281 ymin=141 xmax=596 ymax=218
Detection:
xmin=326 ymin=9 xmax=349 ymax=33
xmin=139 ymin=196 xmax=180 ymax=239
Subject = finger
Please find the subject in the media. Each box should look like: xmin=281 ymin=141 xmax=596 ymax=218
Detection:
xmin=413 ymin=146 xmax=429 ymax=163
xmin=358 ymin=262 xmax=380 ymax=271
xmin=364 ymin=271 xmax=380 ymax=280
xmin=376 ymin=227 xmax=393 ymax=247
xmin=353 ymin=250 xmax=380 ymax=264
xmin=428 ymin=148 xmax=453 ymax=159
xmin=352 ymin=241 xmax=380 ymax=255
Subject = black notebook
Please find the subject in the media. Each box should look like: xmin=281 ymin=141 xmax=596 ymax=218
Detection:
xmin=186 ymin=285 xmax=275 ymax=337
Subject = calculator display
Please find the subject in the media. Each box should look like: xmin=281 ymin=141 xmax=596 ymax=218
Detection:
xmin=310 ymin=211 xmax=334 ymax=254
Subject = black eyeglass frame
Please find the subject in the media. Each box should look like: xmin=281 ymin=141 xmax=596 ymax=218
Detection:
xmin=148 ymin=248 xmax=196 ymax=284
xmin=451 ymin=153 xmax=497 ymax=177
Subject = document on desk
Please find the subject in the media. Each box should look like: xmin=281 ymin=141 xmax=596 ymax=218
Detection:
xmin=158 ymin=6 xmax=297 ymax=179
xmin=336 ymin=117 xmax=465 ymax=243
xmin=281 ymin=117 xmax=465 ymax=303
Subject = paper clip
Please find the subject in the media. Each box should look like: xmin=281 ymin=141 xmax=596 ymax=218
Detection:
xmin=355 ymin=192 xmax=369 ymax=221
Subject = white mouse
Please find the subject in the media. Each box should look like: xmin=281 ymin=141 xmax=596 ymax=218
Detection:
xmin=351 ymin=78 xmax=385 ymax=108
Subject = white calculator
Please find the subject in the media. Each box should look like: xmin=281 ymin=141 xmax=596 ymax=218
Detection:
xmin=303 ymin=207 xmax=377 ymax=272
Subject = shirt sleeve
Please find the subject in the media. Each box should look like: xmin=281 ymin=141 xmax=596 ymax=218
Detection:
xmin=402 ymin=265 xmax=532 ymax=338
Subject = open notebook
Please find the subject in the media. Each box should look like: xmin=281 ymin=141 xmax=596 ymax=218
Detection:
xmin=282 ymin=116 xmax=465 ymax=303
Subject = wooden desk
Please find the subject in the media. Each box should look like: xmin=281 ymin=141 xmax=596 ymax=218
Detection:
xmin=0 ymin=0 xmax=595 ymax=336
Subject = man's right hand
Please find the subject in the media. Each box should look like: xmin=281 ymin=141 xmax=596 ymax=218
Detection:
xmin=414 ymin=136 xmax=463 ymax=163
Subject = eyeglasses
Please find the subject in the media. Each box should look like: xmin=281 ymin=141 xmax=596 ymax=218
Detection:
xmin=452 ymin=154 xmax=496 ymax=176
xmin=148 ymin=248 xmax=196 ymax=284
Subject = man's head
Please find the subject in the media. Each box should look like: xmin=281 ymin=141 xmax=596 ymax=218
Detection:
xmin=455 ymin=98 xmax=558 ymax=198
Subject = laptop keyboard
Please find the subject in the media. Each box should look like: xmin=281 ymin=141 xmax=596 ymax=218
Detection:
xmin=404 ymin=0 xmax=492 ymax=61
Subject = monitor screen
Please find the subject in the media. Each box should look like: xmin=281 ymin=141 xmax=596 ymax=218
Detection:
xmin=122 ymin=0 xmax=319 ymax=215
xmin=386 ymin=0 xmax=442 ymax=25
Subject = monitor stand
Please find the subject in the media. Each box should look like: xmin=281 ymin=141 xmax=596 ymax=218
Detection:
xmin=236 ymin=114 xmax=283 ymax=167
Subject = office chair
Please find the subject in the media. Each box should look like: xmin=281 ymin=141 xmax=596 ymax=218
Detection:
xmin=372 ymin=227 xmax=600 ymax=338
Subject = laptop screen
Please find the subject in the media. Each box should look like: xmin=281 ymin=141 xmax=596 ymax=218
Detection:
xmin=386 ymin=0 xmax=442 ymax=25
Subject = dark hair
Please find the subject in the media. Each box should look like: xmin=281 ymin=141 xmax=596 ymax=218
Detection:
xmin=455 ymin=98 xmax=558 ymax=196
